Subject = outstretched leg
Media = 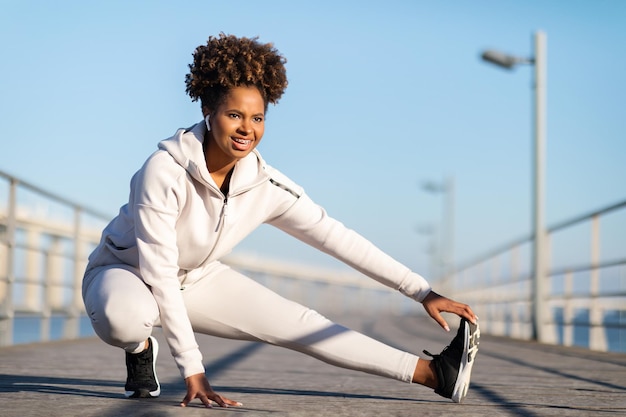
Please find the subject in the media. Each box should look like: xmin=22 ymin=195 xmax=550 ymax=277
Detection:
xmin=182 ymin=267 xmax=419 ymax=383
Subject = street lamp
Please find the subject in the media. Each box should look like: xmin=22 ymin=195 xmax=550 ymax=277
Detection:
xmin=421 ymin=176 xmax=455 ymax=291
xmin=481 ymin=31 xmax=548 ymax=343
xmin=415 ymin=223 xmax=439 ymax=281
xmin=481 ymin=50 xmax=533 ymax=69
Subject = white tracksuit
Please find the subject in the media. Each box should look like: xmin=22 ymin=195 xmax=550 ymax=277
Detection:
xmin=82 ymin=120 xmax=432 ymax=382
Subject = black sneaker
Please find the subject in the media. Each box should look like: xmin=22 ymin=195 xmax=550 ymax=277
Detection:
xmin=423 ymin=319 xmax=480 ymax=403
xmin=124 ymin=336 xmax=161 ymax=398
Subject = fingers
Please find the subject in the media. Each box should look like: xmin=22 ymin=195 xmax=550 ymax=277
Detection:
xmin=445 ymin=302 xmax=478 ymax=325
xmin=464 ymin=306 xmax=478 ymax=324
xmin=454 ymin=302 xmax=478 ymax=324
xmin=450 ymin=301 xmax=472 ymax=325
xmin=180 ymin=393 xmax=215 ymax=408
xmin=223 ymin=397 xmax=244 ymax=407
xmin=422 ymin=290 xmax=478 ymax=329
xmin=180 ymin=394 xmax=192 ymax=408
xmin=180 ymin=392 xmax=242 ymax=408
xmin=210 ymin=394 xmax=243 ymax=408
xmin=182 ymin=373 xmax=243 ymax=408
xmin=430 ymin=310 xmax=450 ymax=332
xmin=180 ymin=393 xmax=207 ymax=408
xmin=211 ymin=394 xmax=226 ymax=407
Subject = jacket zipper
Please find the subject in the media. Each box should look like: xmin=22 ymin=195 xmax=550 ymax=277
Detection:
xmin=192 ymin=196 xmax=228 ymax=270
xmin=215 ymin=196 xmax=228 ymax=232
xmin=193 ymin=166 xmax=267 ymax=270
xmin=180 ymin=270 xmax=188 ymax=290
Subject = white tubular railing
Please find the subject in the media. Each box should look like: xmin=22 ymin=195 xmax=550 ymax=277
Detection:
xmin=446 ymin=199 xmax=626 ymax=353
xmin=4 ymin=167 xmax=623 ymax=352
xmin=0 ymin=170 xmax=412 ymax=346
xmin=222 ymin=253 xmax=415 ymax=317
xmin=0 ymin=170 xmax=110 ymax=346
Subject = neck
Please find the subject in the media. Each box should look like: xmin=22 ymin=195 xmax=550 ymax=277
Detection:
xmin=204 ymin=137 xmax=237 ymax=194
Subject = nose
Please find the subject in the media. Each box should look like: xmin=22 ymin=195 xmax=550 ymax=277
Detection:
xmin=238 ymin=119 xmax=253 ymax=135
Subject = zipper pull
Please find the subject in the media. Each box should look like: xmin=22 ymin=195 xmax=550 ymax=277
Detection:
xmin=215 ymin=198 xmax=229 ymax=232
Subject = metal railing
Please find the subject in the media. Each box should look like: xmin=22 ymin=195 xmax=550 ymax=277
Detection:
xmin=0 ymin=170 xmax=410 ymax=346
xmin=222 ymin=252 xmax=415 ymax=316
xmin=444 ymin=199 xmax=626 ymax=353
xmin=0 ymin=170 xmax=111 ymax=345
xmin=3 ymin=168 xmax=625 ymax=352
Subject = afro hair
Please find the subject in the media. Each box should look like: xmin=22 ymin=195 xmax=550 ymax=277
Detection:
xmin=185 ymin=33 xmax=288 ymax=112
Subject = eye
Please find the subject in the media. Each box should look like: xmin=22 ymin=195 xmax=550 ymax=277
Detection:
xmin=229 ymin=113 xmax=241 ymax=119
xmin=253 ymin=116 xmax=264 ymax=123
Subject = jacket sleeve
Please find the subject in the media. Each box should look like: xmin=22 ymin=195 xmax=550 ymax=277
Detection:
xmin=268 ymin=192 xmax=432 ymax=302
xmin=131 ymin=158 xmax=205 ymax=379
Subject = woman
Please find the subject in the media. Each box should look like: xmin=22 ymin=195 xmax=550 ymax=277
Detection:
xmin=82 ymin=33 xmax=480 ymax=409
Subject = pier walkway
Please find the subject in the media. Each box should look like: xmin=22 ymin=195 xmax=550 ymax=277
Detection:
xmin=1 ymin=314 xmax=625 ymax=417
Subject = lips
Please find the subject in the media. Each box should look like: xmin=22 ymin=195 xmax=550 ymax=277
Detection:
xmin=231 ymin=137 xmax=252 ymax=151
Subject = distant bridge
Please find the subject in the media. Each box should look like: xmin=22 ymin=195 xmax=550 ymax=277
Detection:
xmin=1 ymin=169 xmax=625 ymax=352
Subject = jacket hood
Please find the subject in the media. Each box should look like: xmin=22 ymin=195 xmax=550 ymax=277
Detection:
xmin=157 ymin=121 xmax=269 ymax=193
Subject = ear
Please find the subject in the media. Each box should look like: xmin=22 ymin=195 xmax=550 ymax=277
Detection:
xmin=202 ymin=106 xmax=213 ymax=128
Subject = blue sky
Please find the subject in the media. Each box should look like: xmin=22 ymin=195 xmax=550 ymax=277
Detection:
xmin=1 ymin=0 xmax=625 ymax=279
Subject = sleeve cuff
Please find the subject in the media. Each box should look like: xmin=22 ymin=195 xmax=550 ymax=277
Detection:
xmin=174 ymin=348 xmax=205 ymax=379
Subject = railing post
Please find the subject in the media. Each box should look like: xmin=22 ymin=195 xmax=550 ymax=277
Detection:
xmin=532 ymin=30 xmax=548 ymax=343
xmin=543 ymin=233 xmax=557 ymax=344
xmin=510 ymin=245 xmax=520 ymax=338
xmin=44 ymin=236 xmax=64 ymax=342
xmin=64 ymin=207 xmax=83 ymax=340
xmin=25 ymin=227 xmax=42 ymax=312
xmin=0 ymin=179 xmax=17 ymax=346
xmin=589 ymin=215 xmax=606 ymax=351
xmin=0 ymin=224 xmax=5 ymax=305
xmin=563 ymin=270 xmax=573 ymax=347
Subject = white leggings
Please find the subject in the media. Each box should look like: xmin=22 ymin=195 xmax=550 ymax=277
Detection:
xmin=82 ymin=264 xmax=419 ymax=383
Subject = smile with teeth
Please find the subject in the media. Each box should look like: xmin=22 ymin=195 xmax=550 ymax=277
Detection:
xmin=232 ymin=137 xmax=252 ymax=145
xmin=231 ymin=136 xmax=253 ymax=151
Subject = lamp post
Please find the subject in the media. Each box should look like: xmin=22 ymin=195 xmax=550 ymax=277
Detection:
xmin=416 ymin=224 xmax=439 ymax=282
xmin=421 ymin=176 xmax=455 ymax=292
xmin=481 ymin=31 xmax=548 ymax=343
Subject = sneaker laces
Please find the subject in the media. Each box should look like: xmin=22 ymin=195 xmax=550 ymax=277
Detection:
xmin=423 ymin=338 xmax=461 ymax=360
xmin=127 ymin=349 xmax=154 ymax=384
xmin=423 ymin=349 xmax=437 ymax=358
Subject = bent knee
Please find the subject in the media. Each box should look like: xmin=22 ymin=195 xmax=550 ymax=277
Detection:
xmin=88 ymin=301 xmax=156 ymax=348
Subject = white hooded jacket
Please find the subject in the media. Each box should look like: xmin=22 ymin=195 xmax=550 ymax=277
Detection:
xmin=85 ymin=121 xmax=432 ymax=378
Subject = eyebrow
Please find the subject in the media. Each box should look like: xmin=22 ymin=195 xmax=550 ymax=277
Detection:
xmin=224 ymin=109 xmax=265 ymax=117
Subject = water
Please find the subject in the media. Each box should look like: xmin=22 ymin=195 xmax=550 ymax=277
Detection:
xmin=551 ymin=308 xmax=626 ymax=353
xmin=7 ymin=313 xmax=626 ymax=353
xmin=12 ymin=315 xmax=95 ymax=345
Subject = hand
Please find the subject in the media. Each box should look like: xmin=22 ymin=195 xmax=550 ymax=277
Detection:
xmin=421 ymin=291 xmax=478 ymax=332
xmin=180 ymin=373 xmax=242 ymax=408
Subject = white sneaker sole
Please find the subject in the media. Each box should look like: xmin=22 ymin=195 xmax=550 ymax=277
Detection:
xmin=124 ymin=336 xmax=161 ymax=398
xmin=451 ymin=321 xmax=480 ymax=403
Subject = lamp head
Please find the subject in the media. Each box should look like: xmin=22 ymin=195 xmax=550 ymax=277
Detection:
xmin=481 ymin=50 xmax=519 ymax=69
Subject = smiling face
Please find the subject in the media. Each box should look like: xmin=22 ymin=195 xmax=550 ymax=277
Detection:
xmin=204 ymin=86 xmax=266 ymax=173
